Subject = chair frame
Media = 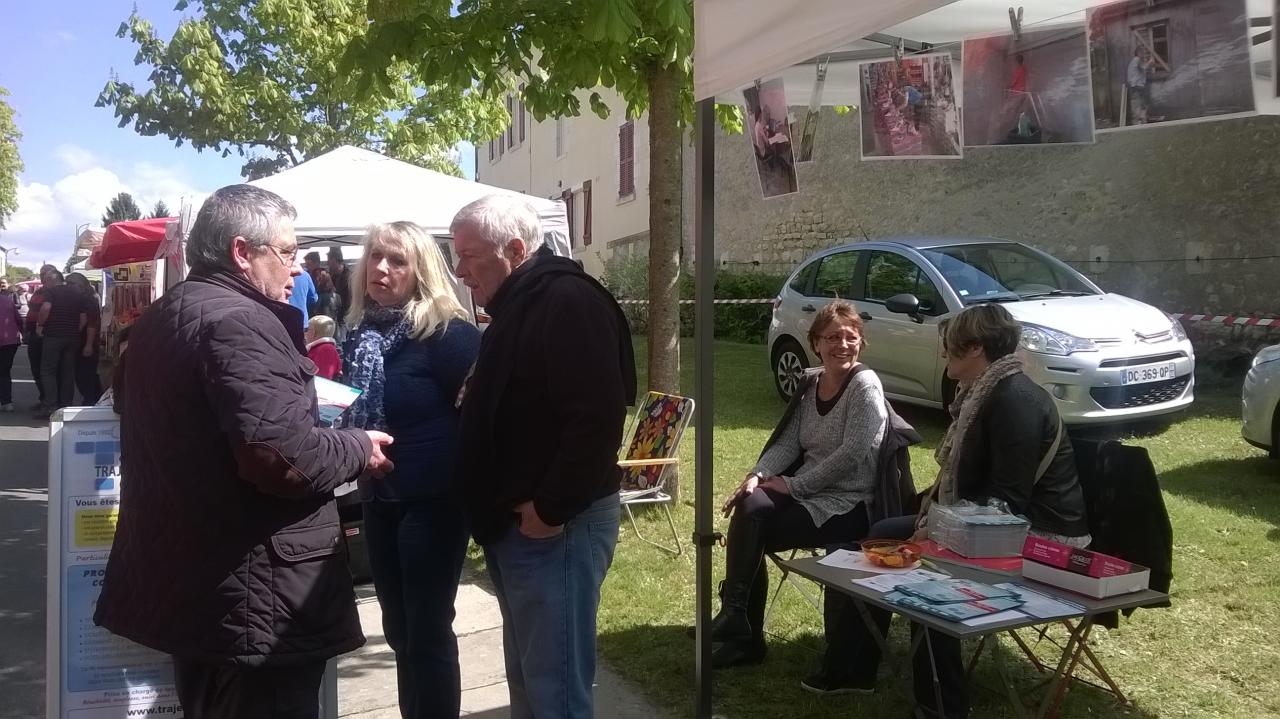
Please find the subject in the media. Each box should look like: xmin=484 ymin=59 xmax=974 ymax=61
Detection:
xmin=617 ymin=392 xmax=695 ymax=557
xmin=762 ymin=548 xmax=824 ymax=630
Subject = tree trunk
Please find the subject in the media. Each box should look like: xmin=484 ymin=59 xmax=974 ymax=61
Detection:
xmin=646 ymin=62 xmax=683 ymax=499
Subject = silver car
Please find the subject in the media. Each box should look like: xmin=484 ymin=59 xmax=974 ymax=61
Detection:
xmin=767 ymin=238 xmax=1195 ymax=426
xmin=1242 ymin=345 xmax=1280 ymax=457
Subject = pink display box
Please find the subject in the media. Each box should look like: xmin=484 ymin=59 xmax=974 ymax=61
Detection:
xmin=1021 ymin=536 xmax=1133 ymax=579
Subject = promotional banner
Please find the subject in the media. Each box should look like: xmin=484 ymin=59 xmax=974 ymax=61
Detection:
xmin=47 ymin=407 xmax=183 ymax=718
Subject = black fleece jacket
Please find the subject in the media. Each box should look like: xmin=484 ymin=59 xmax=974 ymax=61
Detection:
xmin=457 ymin=247 xmax=637 ymax=544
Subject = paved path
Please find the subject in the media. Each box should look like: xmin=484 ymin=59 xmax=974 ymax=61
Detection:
xmin=0 ymin=347 xmax=668 ymax=719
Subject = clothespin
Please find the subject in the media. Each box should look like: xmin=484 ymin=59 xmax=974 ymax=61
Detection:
xmin=1008 ymin=6 xmax=1024 ymax=41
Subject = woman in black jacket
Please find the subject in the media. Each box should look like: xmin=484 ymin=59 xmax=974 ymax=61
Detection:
xmin=805 ymin=304 xmax=1089 ymax=719
xmin=342 ymin=222 xmax=481 ymax=719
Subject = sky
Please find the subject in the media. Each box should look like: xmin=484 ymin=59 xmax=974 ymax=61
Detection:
xmin=0 ymin=1 xmax=476 ymax=271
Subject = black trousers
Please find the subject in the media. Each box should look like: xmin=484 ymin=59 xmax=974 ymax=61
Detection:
xmin=724 ymin=488 xmax=869 ymax=635
xmin=172 ymin=658 xmax=326 ymax=719
xmin=40 ymin=335 xmax=77 ymax=409
xmin=26 ymin=337 xmax=43 ymax=403
xmin=76 ymin=349 xmax=102 ymax=404
xmin=0 ymin=343 xmax=17 ymax=404
xmin=364 ymin=496 xmax=470 ymax=719
xmin=821 ymin=514 xmax=969 ymax=719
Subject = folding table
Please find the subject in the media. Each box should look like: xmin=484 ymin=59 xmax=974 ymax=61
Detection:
xmin=781 ymin=555 xmax=1168 ymax=718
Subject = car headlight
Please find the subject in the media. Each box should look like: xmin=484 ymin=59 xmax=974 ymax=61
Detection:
xmin=1169 ymin=317 xmax=1187 ymax=341
xmin=1019 ymin=323 xmax=1099 ymax=356
xmin=1251 ymin=345 xmax=1280 ymax=369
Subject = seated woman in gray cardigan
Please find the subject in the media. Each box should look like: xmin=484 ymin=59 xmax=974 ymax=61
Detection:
xmin=712 ymin=300 xmax=888 ymax=668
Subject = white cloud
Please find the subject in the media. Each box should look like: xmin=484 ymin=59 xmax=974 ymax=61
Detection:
xmin=53 ymin=144 xmax=99 ymax=173
xmin=3 ymin=161 xmax=210 ymax=271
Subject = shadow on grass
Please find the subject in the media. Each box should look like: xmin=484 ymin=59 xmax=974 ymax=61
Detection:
xmin=1158 ymin=456 xmax=1280 ymax=541
xmin=599 ymin=621 xmax=1159 ymax=719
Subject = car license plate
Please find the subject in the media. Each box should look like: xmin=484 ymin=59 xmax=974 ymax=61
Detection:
xmin=1121 ymin=362 xmax=1177 ymax=385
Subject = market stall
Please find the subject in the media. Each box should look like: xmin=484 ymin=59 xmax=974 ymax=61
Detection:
xmin=689 ymin=0 xmax=1274 ymax=715
xmin=88 ymin=217 xmax=178 ymax=361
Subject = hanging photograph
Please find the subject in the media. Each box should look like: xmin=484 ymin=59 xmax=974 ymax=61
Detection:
xmin=795 ymin=57 xmax=830 ymax=163
xmin=743 ymin=79 xmax=800 ymax=198
xmin=1088 ymin=0 xmax=1255 ymax=131
xmin=963 ymin=25 xmax=1096 ymax=146
xmin=858 ymin=53 xmax=963 ymax=160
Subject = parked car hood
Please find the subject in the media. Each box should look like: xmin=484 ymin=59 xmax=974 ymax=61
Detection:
xmin=1000 ymin=294 xmax=1174 ymax=339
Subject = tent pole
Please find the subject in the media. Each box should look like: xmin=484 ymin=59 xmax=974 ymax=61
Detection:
xmin=693 ymin=97 xmax=717 ymax=719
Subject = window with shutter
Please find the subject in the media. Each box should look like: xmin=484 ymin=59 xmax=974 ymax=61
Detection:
xmin=561 ymin=189 xmax=575 ymax=249
xmin=488 ymin=139 xmax=495 ymax=162
xmin=555 ymin=117 xmax=566 ymax=158
xmin=618 ymin=122 xmax=634 ymax=198
xmin=506 ymin=95 xmax=515 ymax=148
xmin=518 ymin=84 xmax=526 ymax=143
xmin=583 ymin=180 xmax=593 ymax=245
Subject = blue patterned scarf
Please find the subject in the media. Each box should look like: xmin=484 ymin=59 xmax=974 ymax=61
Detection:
xmin=342 ymin=303 xmax=411 ymax=431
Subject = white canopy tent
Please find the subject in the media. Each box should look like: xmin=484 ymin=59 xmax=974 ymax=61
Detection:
xmin=249 ymin=145 xmax=572 ymax=255
xmin=688 ymin=1 xmax=1273 ymax=715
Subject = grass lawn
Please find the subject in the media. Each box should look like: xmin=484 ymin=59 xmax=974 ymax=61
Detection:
xmin=597 ymin=338 xmax=1280 ymax=718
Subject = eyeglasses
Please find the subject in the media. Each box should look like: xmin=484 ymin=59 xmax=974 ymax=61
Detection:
xmin=820 ymin=334 xmax=862 ymax=345
xmin=261 ymin=243 xmax=298 ymax=267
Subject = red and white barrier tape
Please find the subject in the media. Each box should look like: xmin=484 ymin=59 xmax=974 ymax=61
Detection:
xmin=616 ymin=299 xmax=774 ymax=305
xmin=1170 ymin=313 xmax=1280 ymax=328
xmin=613 ymin=301 xmax=1280 ymax=327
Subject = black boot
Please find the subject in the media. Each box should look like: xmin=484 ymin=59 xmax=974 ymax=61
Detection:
xmin=711 ymin=571 xmax=767 ymax=668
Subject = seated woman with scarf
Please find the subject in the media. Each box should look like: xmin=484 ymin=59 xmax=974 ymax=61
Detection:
xmin=712 ymin=300 xmax=890 ymax=668
xmin=802 ymin=303 xmax=1089 ymax=719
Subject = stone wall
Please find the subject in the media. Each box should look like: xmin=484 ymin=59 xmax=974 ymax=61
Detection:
xmin=701 ymin=109 xmax=1280 ymax=316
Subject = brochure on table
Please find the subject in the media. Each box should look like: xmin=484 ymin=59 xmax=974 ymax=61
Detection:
xmin=46 ymin=407 xmax=183 ymax=718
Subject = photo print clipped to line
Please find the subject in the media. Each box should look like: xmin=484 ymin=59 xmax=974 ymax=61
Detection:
xmin=795 ymin=56 xmax=831 ymax=163
xmin=858 ymin=51 xmax=964 ymax=160
xmin=962 ymin=22 xmax=1097 ymax=147
xmin=743 ymin=77 xmax=801 ymax=199
xmin=1087 ymin=0 xmax=1257 ymax=133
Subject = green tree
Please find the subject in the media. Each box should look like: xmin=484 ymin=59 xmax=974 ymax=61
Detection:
xmin=97 ymin=0 xmax=508 ymax=179
xmin=348 ymin=0 xmax=743 ymax=497
xmin=0 ymin=86 xmax=22 ymax=230
xmin=4 ymin=265 xmax=36 ymax=284
xmin=102 ymin=192 xmax=143 ymax=227
xmin=149 ymin=199 xmax=172 ymax=219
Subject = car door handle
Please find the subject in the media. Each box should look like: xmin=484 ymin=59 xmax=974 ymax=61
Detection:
xmin=801 ymin=304 xmax=816 ymax=313
xmin=859 ymin=311 xmax=873 ymax=321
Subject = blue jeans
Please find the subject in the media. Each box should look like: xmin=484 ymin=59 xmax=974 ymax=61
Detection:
xmin=484 ymin=494 xmax=620 ymax=719
xmin=364 ymin=496 xmax=470 ymax=719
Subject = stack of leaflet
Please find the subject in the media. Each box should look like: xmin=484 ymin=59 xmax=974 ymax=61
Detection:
xmin=884 ymin=579 xmax=1024 ymax=622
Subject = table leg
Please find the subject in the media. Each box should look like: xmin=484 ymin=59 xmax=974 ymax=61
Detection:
xmin=1009 ymin=630 xmax=1048 ymax=673
xmin=1034 ymin=617 xmax=1093 ymax=719
xmin=991 ymin=636 xmax=1031 ymax=719
xmin=1062 ymin=620 xmax=1130 ymax=706
xmin=923 ymin=628 xmax=946 ymax=718
xmin=966 ymin=635 xmax=989 ymax=679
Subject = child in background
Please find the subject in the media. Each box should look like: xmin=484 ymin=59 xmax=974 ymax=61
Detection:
xmin=305 ymin=315 xmax=341 ymax=380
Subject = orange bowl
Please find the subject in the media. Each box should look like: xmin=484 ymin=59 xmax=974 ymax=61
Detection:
xmin=861 ymin=539 xmax=922 ymax=568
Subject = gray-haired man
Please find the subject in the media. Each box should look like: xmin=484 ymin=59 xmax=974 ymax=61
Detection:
xmin=95 ymin=184 xmax=395 ymax=719
xmin=452 ymin=195 xmax=636 ymax=718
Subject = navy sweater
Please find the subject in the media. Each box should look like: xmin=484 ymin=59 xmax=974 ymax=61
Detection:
xmin=358 ymin=318 xmax=481 ymax=501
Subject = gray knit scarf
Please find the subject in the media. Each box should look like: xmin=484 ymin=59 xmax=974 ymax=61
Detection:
xmin=917 ymin=354 xmax=1024 ymax=528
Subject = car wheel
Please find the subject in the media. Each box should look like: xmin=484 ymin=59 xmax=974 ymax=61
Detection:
xmin=772 ymin=338 xmax=808 ymax=401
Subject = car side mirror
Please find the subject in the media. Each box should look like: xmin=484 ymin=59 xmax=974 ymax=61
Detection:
xmin=885 ymin=294 xmax=924 ymax=324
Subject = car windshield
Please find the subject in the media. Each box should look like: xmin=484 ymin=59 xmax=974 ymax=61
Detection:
xmin=919 ymin=243 xmax=1098 ymax=305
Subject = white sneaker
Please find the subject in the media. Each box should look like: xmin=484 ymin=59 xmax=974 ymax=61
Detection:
xmin=0 ymin=403 xmax=15 ymax=412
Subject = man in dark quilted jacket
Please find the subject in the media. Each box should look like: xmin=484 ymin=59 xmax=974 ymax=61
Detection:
xmin=94 ymin=184 xmax=395 ymax=719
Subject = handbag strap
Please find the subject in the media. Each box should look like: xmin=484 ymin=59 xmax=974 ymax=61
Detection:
xmin=1034 ymin=416 xmax=1065 ymax=485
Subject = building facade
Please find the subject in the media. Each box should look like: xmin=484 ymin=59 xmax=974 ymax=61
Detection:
xmin=475 ymin=86 xmax=653 ymax=277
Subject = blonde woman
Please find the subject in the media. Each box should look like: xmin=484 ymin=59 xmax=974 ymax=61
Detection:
xmin=342 ymin=221 xmax=480 ymax=719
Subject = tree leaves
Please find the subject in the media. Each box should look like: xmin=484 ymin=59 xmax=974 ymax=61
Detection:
xmin=0 ymin=86 xmax=22 ymax=230
xmin=101 ymin=192 xmax=143 ymax=227
xmin=586 ymin=0 xmax=641 ymax=43
xmin=99 ymin=0 xmax=504 ymax=177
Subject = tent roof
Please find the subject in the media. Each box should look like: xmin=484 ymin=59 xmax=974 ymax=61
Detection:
xmin=695 ymin=0 xmax=1275 ymax=102
xmin=248 ymin=146 xmax=570 ymax=246
xmin=88 ymin=217 xmax=176 ymax=269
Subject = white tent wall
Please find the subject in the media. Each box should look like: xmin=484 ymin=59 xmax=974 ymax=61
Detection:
xmin=248 ymin=146 xmax=572 ymax=256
